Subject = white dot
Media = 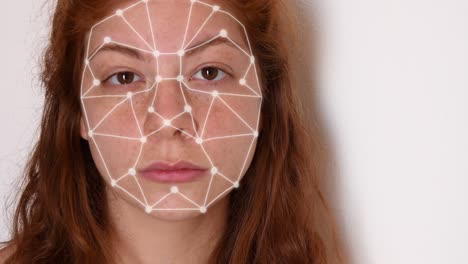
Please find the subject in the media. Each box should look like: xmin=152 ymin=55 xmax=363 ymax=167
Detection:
xmin=141 ymin=0 xmax=149 ymax=3
xmin=163 ymin=119 xmax=171 ymax=126
xmin=140 ymin=136 xmax=147 ymax=143
xmin=239 ymin=79 xmax=246 ymax=85
xmin=250 ymin=56 xmax=256 ymax=64
xmin=253 ymin=131 xmax=259 ymax=137
xmin=200 ymin=206 xmax=207 ymax=213
xmin=170 ymin=186 xmax=179 ymax=193
xmin=145 ymin=206 xmax=152 ymax=213
xmin=177 ymin=75 xmax=184 ymax=82
xmin=177 ymin=49 xmax=185 ymax=57
xmin=190 ymin=0 xmax=197 ymax=3
xmin=148 ymin=106 xmax=155 ymax=113
xmin=85 ymin=59 xmax=90 ymax=65
xmin=184 ymin=105 xmax=192 ymax=113
xmin=104 ymin=36 xmax=111 ymax=43
xmin=128 ymin=168 xmax=136 ymax=176
xmin=153 ymin=50 xmax=160 ymax=57
xmin=196 ymin=138 xmax=203 ymax=144
xmin=233 ymin=181 xmax=240 ymax=188
xmin=116 ymin=9 xmax=123 ymax=16
xmin=111 ymin=179 xmax=117 ymax=187
xmin=211 ymin=167 xmax=218 ymax=175
xmin=93 ymin=79 xmax=100 ymax=86
xmin=220 ymin=29 xmax=228 ymax=38
xmin=126 ymin=92 xmax=133 ymax=98
xmin=212 ymin=5 xmax=220 ymax=12
xmin=155 ymin=75 xmax=162 ymax=83
xmin=88 ymin=130 xmax=94 ymax=138
xmin=212 ymin=90 xmax=219 ymax=97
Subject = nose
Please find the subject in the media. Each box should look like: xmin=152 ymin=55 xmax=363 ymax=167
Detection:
xmin=152 ymin=80 xmax=185 ymax=119
xmin=142 ymin=79 xmax=196 ymax=140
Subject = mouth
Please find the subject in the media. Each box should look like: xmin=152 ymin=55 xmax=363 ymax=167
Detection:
xmin=138 ymin=160 xmax=209 ymax=183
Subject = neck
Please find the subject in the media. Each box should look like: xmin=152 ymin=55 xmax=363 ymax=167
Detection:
xmin=107 ymin=190 xmax=228 ymax=264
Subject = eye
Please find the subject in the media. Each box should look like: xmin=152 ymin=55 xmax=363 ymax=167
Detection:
xmin=107 ymin=71 xmax=142 ymax=85
xmin=192 ymin=66 xmax=226 ymax=81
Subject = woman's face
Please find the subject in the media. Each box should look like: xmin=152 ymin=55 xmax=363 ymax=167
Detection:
xmin=80 ymin=0 xmax=262 ymax=220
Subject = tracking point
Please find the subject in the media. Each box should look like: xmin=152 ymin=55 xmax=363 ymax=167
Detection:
xmin=211 ymin=167 xmax=218 ymax=175
xmin=200 ymin=206 xmax=207 ymax=213
xmin=170 ymin=186 xmax=179 ymax=193
xmin=145 ymin=206 xmax=152 ymax=213
xmin=195 ymin=138 xmax=203 ymax=144
xmin=128 ymin=168 xmax=136 ymax=176
xmin=153 ymin=50 xmax=160 ymax=57
xmin=155 ymin=75 xmax=162 ymax=83
xmin=220 ymin=29 xmax=228 ymax=38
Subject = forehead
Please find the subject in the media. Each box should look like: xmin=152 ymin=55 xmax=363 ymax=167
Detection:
xmin=87 ymin=0 xmax=250 ymax=56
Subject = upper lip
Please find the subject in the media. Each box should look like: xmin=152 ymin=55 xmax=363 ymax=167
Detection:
xmin=139 ymin=160 xmax=208 ymax=172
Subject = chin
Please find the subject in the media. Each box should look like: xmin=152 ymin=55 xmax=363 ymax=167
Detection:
xmin=108 ymin=185 xmax=230 ymax=222
xmin=147 ymin=209 xmax=204 ymax=222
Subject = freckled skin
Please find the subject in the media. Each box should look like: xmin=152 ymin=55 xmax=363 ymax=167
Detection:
xmin=80 ymin=0 xmax=262 ymax=221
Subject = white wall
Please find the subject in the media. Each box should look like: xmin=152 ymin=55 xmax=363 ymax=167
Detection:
xmin=0 ymin=0 xmax=47 ymax=241
xmin=1 ymin=0 xmax=467 ymax=263
xmin=313 ymin=0 xmax=468 ymax=263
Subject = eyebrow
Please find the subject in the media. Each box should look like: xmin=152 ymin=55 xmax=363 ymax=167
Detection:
xmin=94 ymin=44 xmax=148 ymax=61
xmin=185 ymin=37 xmax=242 ymax=56
xmin=92 ymin=36 xmax=245 ymax=61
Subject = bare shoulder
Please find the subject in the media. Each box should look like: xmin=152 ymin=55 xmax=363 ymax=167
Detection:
xmin=0 ymin=244 xmax=15 ymax=263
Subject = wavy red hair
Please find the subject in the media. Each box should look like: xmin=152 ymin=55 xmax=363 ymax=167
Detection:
xmin=1 ymin=0 xmax=347 ymax=263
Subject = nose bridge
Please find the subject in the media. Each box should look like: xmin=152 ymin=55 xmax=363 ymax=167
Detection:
xmin=153 ymin=79 xmax=185 ymax=119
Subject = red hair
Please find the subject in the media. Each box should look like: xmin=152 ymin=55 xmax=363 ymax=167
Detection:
xmin=1 ymin=0 xmax=347 ymax=263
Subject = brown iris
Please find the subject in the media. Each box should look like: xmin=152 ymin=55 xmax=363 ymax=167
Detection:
xmin=116 ymin=72 xmax=135 ymax=84
xmin=201 ymin=67 xmax=219 ymax=80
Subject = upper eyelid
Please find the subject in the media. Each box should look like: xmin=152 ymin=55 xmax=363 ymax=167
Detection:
xmin=102 ymin=70 xmax=144 ymax=82
xmin=189 ymin=67 xmax=231 ymax=82
xmin=190 ymin=64 xmax=233 ymax=79
xmin=97 ymin=61 xmax=234 ymax=82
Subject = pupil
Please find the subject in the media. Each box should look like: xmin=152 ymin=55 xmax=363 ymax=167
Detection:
xmin=201 ymin=67 xmax=218 ymax=80
xmin=118 ymin=72 xmax=134 ymax=84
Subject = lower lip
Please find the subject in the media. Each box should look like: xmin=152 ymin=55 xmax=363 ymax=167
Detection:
xmin=139 ymin=169 xmax=207 ymax=183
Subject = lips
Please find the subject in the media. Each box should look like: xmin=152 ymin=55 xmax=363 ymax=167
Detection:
xmin=138 ymin=160 xmax=208 ymax=183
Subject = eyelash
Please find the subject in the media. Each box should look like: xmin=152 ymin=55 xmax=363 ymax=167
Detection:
xmin=103 ymin=66 xmax=231 ymax=87
xmin=191 ymin=66 xmax=228 ymax=82
xmin=104 ymin=72 xmax=143 ymax=86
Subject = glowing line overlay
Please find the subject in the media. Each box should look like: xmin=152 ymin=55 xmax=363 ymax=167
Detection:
xmin=81 ymin=0 xmax=263 ymax=214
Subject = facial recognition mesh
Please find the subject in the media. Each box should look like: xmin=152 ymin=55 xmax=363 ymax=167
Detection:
xmin=81 ymin=0 xmax=263 ymax=214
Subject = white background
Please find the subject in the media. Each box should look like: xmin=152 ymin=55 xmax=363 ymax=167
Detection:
xmin=1 ymin=0 xmax=467 ymax=263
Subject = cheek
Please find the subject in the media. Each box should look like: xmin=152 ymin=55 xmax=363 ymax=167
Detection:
xmin=198 ymin=97 xmax=260 ymax=181
xmin=83 ymin=91 xmax=148 ymax=139
xmin=200 ymin=95 xmax=260 ymax=138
